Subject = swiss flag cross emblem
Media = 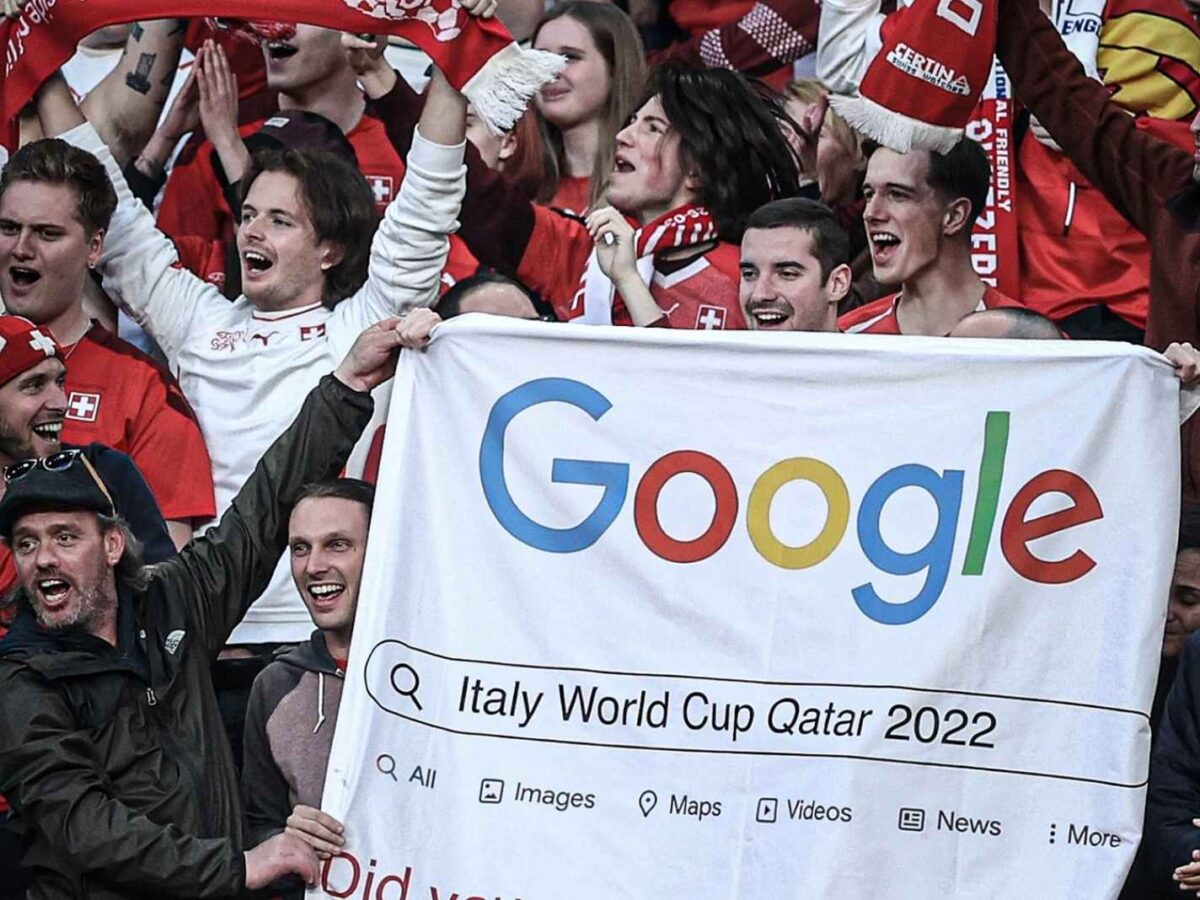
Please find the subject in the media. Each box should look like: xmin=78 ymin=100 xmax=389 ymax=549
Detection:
xmin=695 ymin=305 xmax=727 ymax=330
xmin=367 ymin=176 xmax=394 ymax=206
xmin=66 ymin=391 xmax=101 ymax=423
xmin=300 ymin=324 xmax=326 ymax=342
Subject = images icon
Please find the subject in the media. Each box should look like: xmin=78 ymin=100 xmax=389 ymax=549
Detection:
xmin=479 ymin=779 xmax=504 ymax=804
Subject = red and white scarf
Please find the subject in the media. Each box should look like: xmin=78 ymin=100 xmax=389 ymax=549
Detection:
xmin=575 ymin=205 xmax=718 ymax=325
xmin=830 ymin=0 xmax=996 ymax=153
xmin=0 ymin=0 xmax=564 ymax=151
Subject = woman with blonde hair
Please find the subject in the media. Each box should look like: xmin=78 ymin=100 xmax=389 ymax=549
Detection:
xmin=784 ymin=78 xmax=866 ymax=208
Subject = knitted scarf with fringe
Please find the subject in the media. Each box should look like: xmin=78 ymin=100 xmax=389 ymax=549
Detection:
xmin=830 ymin=0 xmax=996 ymax=153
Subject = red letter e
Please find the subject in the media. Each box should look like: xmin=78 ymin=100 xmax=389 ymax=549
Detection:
xmin=1001 ymin=470 xmax=1103 ymax=584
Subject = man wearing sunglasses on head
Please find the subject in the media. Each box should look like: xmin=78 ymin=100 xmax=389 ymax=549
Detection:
xmin=0 ymin=313 xmax=178 ymax=900
xmin=0 ymin=311 xmax=438 ymax=899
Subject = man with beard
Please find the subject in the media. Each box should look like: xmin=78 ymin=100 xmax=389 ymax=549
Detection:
xmin=0 ymin=316 xmax=430 ymax=898
xmin=0 ymin=314 xmax=175 ymax=599
xmin=0 ymin=313 xmax=174 ymax=900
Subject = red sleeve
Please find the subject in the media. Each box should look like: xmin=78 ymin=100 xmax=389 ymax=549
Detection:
xmin=170 ymin=235 xmax=228 ymax=289
xmin=123 ymin=371 xmax=216 ymax=523
xmin=62 ymin=337 xmax=216 ymax=523
xmin=1139 ymin=118 xmax=1196 ymax=152
xmin=157 ymin=141 xmax=228 ymax=245
xmin=517 ymin=206 xmax=594 ymax=319
xmin=995 ymin=0 xmax=1194 ymax=239
xmin=158 ymin=120 xmax=263 ymax=244
xmin=667 ymin=0 xmax=754 ymax=37
xmin=653 ymin=0 xmax=819 ymax=76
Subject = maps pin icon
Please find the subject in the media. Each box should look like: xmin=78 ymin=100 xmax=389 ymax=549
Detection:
xmin=639 ymin=790 xmax=658 ymax=818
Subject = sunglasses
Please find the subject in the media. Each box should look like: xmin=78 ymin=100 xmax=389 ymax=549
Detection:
xmin=4 ymin=449 xmax=116 ymax=511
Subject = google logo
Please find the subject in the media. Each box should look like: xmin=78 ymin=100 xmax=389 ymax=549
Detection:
xmin=479 ymin=379 xmax=1104 ymax=626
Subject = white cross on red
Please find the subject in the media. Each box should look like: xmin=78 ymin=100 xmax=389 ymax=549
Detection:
xmin=28 ymin=330 xmax=56 ymax=356
xmin=67 ymin=392 xmax=99 ymax=421
xmin=369 ymin=176 xmax=393 ymax=205
xmin=696 ymin=306 xmax=726 ymax=330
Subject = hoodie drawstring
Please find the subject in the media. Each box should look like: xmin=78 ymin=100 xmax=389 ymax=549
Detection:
xmin=313 ymin=671 xmax=327 ymax=734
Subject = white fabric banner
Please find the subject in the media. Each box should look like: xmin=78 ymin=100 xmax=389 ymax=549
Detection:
xmin=319 ymin=317 xmax=1185 ymax=900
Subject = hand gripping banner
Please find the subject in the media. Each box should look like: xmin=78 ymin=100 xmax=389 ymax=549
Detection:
xmin=321 ymin=318 xmax=1192 ymax=899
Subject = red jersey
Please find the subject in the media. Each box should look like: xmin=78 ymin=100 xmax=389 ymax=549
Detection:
xmin=838 ymin=287 xmax=1023 ymax=334
xmin=171 ymin=234 xmax=228 ymax=290
xmin=1016 ymin=0 xmax=1200 ymax=329
xmin=519 ymin=206 xmax=747 ymax=330
xmin=551 ymin=176 xmax=592 ymax=216
xmin=669 ymin=0 xmax=753 ymax=36
xmin=60 ymin=325 xmax=216 ymax=523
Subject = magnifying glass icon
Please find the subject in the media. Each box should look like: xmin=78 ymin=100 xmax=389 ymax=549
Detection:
xmin=376 ymin=753 xmax=398 ymax=782
xmin=389 ymin=663 xmax=424 ymax=711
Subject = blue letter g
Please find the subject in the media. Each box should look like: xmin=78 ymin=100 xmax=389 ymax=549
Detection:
xmin=479 ymin=378 xmax=629 ymax=553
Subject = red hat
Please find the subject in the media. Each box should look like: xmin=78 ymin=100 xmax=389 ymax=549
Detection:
xmin=0 ymin=316 xmax=62 ymax=387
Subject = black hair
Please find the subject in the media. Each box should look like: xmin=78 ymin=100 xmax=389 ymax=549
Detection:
xmin=646 ymin=62 xmax=801 ymax=243
xmin=744 ymin=198 xmax=850 ymax=280
xmin=1181 ymin=503 xmax=1200 ymax=553
xmin=438 ymin=271 xmax=557 ymax=321
xmin=240 ymin=148 xmax=378 ymax=308
xmin=865 ymin=137 xmax=992 ymax=234
xmin=295 ymin=478 xmax=376 ymax=521
xmin=927 ymin=137 xmax=992 ymax=233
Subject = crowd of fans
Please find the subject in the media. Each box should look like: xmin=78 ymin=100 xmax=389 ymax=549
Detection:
xmin=2 ymin=0 xmax=1200 ymax=895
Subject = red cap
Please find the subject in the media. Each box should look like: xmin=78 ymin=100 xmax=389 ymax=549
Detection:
xmin=0 ymin=316 xmax=62 ymax=387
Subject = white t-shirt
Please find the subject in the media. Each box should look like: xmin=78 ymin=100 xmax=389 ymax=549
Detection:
xmin=66 ymin=121 xmax=467 ymax=643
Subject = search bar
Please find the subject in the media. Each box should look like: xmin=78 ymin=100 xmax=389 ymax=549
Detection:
xmin=363 ymin=639 xmax=1148 ymax=788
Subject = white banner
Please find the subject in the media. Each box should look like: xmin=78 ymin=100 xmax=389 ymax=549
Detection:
xmin=319 ymin=317 xmax=1185 ymax=900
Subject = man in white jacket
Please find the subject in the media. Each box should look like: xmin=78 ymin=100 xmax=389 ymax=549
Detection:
xmin=30 ymin=66 xmax=470 ymax=650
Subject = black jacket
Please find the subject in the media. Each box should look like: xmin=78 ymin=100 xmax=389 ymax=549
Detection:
xmin=1148 ymin=633 xmax=1200 ymax=893
xmin=0 ymin=375 xmax=372 ymax=899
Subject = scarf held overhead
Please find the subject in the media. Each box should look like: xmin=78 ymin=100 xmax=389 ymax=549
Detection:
xmin=0 ymin=0 xmax=564 ymax=150
xmin=830 ymin=0 xmax=997 ymax=153
xmin=574 ymin=205 xmax=718 ymax=326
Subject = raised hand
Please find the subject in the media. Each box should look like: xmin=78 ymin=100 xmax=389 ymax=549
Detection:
xmin=459 ymin=0 xmax=500 ymax=18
